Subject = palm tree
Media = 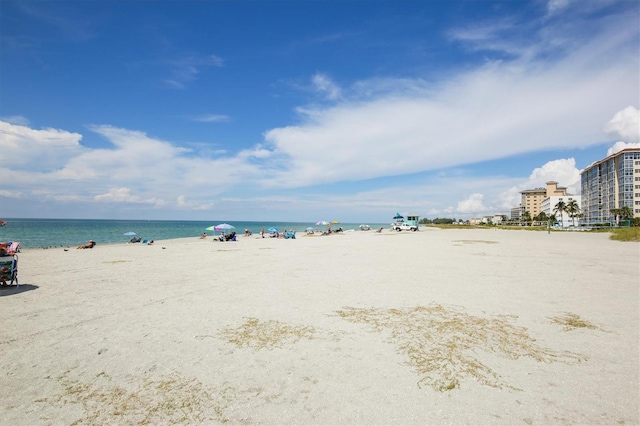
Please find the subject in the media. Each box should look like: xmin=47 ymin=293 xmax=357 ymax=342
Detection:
xmin=611 ymin=206 xmax=634 ymax=226
xmin=522 ymin=211 xmax=532 ymax=226
xmin=554 ymin=201 xmax=567 ymax=228
xmin=565 ymin=200 xmax=580 ymax=227
xmin=534 ymin=211 xmax=548 ymax=222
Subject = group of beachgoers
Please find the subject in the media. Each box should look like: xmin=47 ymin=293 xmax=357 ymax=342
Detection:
xmin=199 ymin=228 xmax=298 ymax=240
xmin=194 ymin=223 xmax=389 ymax=242
xmin=76 ymin=237 xmax=155 ymax=249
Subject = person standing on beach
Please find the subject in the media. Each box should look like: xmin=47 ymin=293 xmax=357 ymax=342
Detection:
xmin=260 ymin=228 xmax=265 ymax=238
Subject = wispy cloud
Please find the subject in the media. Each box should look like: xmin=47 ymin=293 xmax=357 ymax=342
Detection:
xmin=311 ymin=73 xmax=342 ymax=100
xmin=163 ymin=53 xmax=224 ymax=89
xmin=191 ymin=114 xmax=230 ymax=123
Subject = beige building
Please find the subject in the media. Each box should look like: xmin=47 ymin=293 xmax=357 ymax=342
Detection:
xmin=519 ymin=181 xmax=567 ymax=218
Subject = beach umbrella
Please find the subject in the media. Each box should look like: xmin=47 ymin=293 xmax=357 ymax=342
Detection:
xmin=393 ymin=213 xmax=404 ymax=220
xmin=214 ymin=223 xmax=235 ymax=235
xmin=331 ymin=220 xmax=340 ymax=224
xmin=205 ymin=225 xmax=216 ymax=231
xmin=267 ymin=227 xmax=278 ymax=233
xmin=214 ymin=223 xmax=234 ymax=230
xmin=315 ymin=220 xmax=329 ymax=226
xmin=306 ymin=227 xmax=314 ymax=231
xmin=123 ymin=231 xmax=136 ymax=236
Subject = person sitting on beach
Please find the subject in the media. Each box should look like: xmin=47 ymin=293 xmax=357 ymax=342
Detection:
xmin=375 ymin=227 xmax=383 ymax=233
xmin=244 ymin=228 xmax=252 ymax=236
xmin=199 ymin=232 xmax=207 ymax=239
xmin=77 ymin=240 xmax=96 ymax=249
xmin=147 ymin=240 xmax=154 ymax=245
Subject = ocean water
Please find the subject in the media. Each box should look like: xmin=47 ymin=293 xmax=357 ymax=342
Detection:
xmin=0 ymin=218 xmax=389 ymax=249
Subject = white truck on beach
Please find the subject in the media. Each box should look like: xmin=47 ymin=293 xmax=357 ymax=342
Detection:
xmin=391 ymin=223 xmax=418 ymax=232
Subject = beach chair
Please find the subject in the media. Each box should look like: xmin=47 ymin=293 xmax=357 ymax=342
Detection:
xmin=0 ymin=255 xmax=18 ymax=287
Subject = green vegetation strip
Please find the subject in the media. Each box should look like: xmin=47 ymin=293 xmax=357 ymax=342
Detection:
xmin=335 ymin=305 xmax=585 ymax=392
xmin=609 ymin=227 xmax=640 ymax=242
xmin=38 ymin=371 xmax=233 ymax=425
xmin=219 ymin=318 xmax=316 ymax=350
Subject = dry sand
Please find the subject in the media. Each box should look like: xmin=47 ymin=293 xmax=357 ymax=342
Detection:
xmin=1 ymin=228 xmax=638 ymax=425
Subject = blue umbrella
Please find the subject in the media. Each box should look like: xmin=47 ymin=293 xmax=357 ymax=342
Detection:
xmin=123 ymin=231 xmax=136 ymax=236
xmin=268 ymin=227 xmax=278 ymax=233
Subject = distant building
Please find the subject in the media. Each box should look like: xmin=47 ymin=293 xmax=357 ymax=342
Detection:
xmin=510 ymin=206 xmax=524 ymax=220
xmin=541 ymin=195 xmax=582 ymax=227
xmin=580 ymin=148 xmax=640 ymax=222
xmin=520 ymin=181 xmax=568 ymax=218
xmin=492 ymin=214 xmax=506 ymax=224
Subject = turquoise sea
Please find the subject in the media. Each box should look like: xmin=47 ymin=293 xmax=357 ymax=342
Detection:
xmin=0 ymin=218 xmax=389 ymax=249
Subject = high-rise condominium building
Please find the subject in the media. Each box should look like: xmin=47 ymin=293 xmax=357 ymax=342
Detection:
xmin=580 ymin=148 xmax=640 ymax=222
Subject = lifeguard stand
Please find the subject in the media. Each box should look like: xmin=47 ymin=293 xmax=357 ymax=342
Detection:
xmin=405 ymin=213 xmax=420 ymax=227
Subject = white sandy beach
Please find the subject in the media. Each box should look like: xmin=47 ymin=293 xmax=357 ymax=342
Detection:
xmin=1 ymin=228 xmax=638 ymax=425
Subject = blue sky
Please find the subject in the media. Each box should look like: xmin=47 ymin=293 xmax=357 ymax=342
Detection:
xmin=1 ymin=0 xmax=638 ymax=222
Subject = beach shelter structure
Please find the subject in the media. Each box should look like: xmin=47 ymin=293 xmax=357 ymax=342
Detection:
xmin=405 ymin=213 xmax=420 ymax=228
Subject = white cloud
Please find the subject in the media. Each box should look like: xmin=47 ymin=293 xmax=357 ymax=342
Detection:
xmin=192 ymin=114 xmax=230 ymax=123
xmin=94 ymin=187 xmax=166 ymax=207
xmin=456 ymin=193 xmax=489 ymax=214
xmin=0 ymin=189 xmax=23 ymax=198
xmin=163 ymin=53 xmax=225 ymax=89
xmin=0 ymin=121 xmax=84 ymax=170
xmin=497 ymin=158 xmax=581 ymax=211
xmin=603 ymin=106 xmax=640 ymax=144
xmin=311 ymin=73 xmax=342 ymax=100
xmin=0 ymin=115 xmax=30 ymax=126
xmin=606 ymin=141 xmax=640 ymax=157
xmin=547 ymin=0 xmax=571 ymax=15
xmin=176 ymin=195 xmax=214 ymax=211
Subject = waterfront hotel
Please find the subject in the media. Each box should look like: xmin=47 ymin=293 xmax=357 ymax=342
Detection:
xmin=580 ymin=148 xmax=640 ymax=223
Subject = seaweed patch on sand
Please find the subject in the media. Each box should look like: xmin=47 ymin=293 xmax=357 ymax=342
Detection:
xmin=37 ymin=370 xmax=234 ymax=425
xmin=549 ymin=312 xmax=603 ymax=331
xmin=335 ymin=304 xmax=585 ymax=392
xmin=219 ymin=317 xmax=316 ymax=350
